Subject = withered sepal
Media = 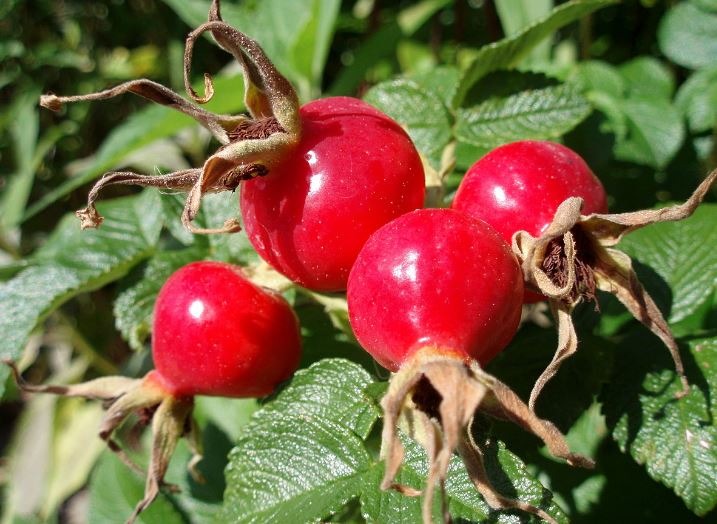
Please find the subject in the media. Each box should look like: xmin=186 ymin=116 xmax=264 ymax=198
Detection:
xmin=4 ymin=360 xmax=203 ymax=524
xmin=380 ymin=347 xmax=593 ymax=524
xmin=513 ymin=168 xmax=717 ymax=410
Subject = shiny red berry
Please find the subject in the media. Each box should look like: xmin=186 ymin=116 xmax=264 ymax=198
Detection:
xmin=241 ymin=96 xmax=425 ymax=292
xmin=347 ymin=208 xmax=524 ymax=370
xmin=452 ymin=140 xmax=608 ymax=242
xmin=152 ymin=261 xmax=301 ymax=398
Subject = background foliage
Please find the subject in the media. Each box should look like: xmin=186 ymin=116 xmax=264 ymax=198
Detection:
xmin=1 ymin=0 xmax=716 ymax=522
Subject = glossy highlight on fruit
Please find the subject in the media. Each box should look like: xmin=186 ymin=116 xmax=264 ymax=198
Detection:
xmin=241 ymin=96 xmax=425 ymax=292
xmin=152 ymin=261 xmax=301 ymax=398
xmin=347 ymin=208 xmax=523 ymax=370
xmin=452 ymin=140 xmax=608 ymax=243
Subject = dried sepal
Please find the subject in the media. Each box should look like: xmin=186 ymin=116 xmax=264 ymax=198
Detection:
xmin=4 ymin=361 xmax=200 ymax=524
xmin=41 ymin=0 xmax=301 ymax=235
xmin=513 ymin=169 xmax=717 ymax=411
xmin=379 ymin=348 xmax=592 ymax=524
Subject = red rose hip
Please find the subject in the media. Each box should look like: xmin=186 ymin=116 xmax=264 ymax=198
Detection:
xmin=152 ymin=261 xmax=301 ymax=398
xmin=241 ymin=96 xmax=425 ymax=292
xmin=348 ymin=208 xmax=523 ymax=369
xmin=5 ymin=261 xmax=301 ymax=523
xmin=452 ymin=140 xmax=607 ymax=243
xmin=347 ymin=209 xmax=591 ymax=523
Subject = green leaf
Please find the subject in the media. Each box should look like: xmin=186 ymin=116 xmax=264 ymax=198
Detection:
xmin=409 ymin=66 xmax=462 ymax=110
xmin=658 ymin=2 xmax=717 ymax=70
xmin=23 ymin=74 xmax=246 ymax=222
xmin=358 ymin=461 xmax=427 ymax=523
xmin=363 ymin=78 xmax=453 ymax=168
xmin=453 ymin=0 xmax=617 ymax=107
xmin=602 ymin=331 xmax=717 ymax=516
xmin=618 ymin=204 xmax=717 ymax=324
xmin=618 ymin=57 xmax=675 ymax=100
xmin=220 ymin=359 xmax=380 ymax=523
xmin=44 ymin=400 xmax=106 ymax=517
xmin=221 ymin=359 xmax=569 ymax=522
xmin=455 ymin=83 xmax=591 ymax=149
xmin=1 ymin=91 xmax=38 ymax=229
xmin=445 ymin=439 xmax=567 ymax=523
xmin=676 ymin=66 xmax=717 ymax=133
xmin=160 ymin=192 xmax=258 ymax=265
xmin=691 ymin=0 xmax=717 ymax=11
xmin=114 ymin=247 xmax=205 ymax=352
xmin=569 ymin=60 xmax=625 ymax=99
xmin=367 ymin=434 xmax=568 ymax=523
xmin=327 ymin=0 xmax=451 ymax=96
xmin=612 ymin=97 xmax=685 ymax=169
xmin=495 ymin=0 xmax=554 ymax=67
xmin=88 ymin=452 xmax=185 ymax=524
xmin=0 ymin=191 xmax=162 ymax=395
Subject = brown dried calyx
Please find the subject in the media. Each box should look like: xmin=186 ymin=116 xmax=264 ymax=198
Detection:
xmin=4 ymin=361 xmax=203 ymax=524
xmin=40 ymin=0 xmax=301 ymax=235
xmin=380 ymin=347 xmax=594 ymax=524
xmin=513 ymin=168 xmax=717 ymax=411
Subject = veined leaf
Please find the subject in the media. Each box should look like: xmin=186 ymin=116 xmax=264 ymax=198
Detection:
xmin=618 ymin=204 xmax=717 ymax=324
xmin=453 ymin=0 xmax=617 ymax=107
xmin=0 ymin=191 xmax=162 ymax=396
xmin=456 ymin=83 xmax=591 ymax=149
xmin=220 ymin=359 xmax=380 ymax=523
xmin=221 ymin=359 xmax=570 ymax=523
xmin=602 ymin=331 xmax=717 ymax=516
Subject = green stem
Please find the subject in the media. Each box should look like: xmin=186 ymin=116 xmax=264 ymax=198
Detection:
xmin=57 ymin=312 xmax=119 ymax=375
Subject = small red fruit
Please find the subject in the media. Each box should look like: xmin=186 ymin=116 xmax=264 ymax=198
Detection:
xmin=152 ymin=261 xmax=301 ymax=397
xmin=347 ymin=208 xmax=523 ymax=369
xmin=241 ymin=96 xmax=425 ymax=292
xmin=5 ymin=261 xmax=301 ymax=523
xmin=452 ymin=140 xmax=607 ymax=243
xmin=452 ymin=140 xmax=607 ymax=303
xmin=451 ymin=140 xmax=714 ymax=409
xmin=347 ymin=209 xmax=590 ymax=523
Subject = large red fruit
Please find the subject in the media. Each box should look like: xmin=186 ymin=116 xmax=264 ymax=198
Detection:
xmin=346 ymin=209 xmax=591 ymax=523
xmin=452 ymin=140 xmax=607 ymax=242
xmin=152 ymin=261 xmax=301 ymax=398
xmin=347 ymin=208 xmax=523 ymax=370
xmin=241 ymin=96 xmax=425 ymax=292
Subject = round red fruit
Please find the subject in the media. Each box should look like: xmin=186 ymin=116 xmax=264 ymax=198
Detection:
xmin=152 ymin=261 xmax=301 ymax=398
xmin=241 ymin=96 xmax=425 ymax=292
xmin=452 ymin=140 xmax=607 ymax=242
xmin=347 ymin=208 xmax=523 ymax=371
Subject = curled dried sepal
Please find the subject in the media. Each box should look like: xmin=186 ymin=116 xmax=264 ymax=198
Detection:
xmin=514 ymin=168 xmax=717 ymax=411
xmin=4 ymin=361 xmax=202 ymax=524
xmin=380 ymin=348 xmax=592 ymax=524
xmin=41 ymin=0 xmax=301 ymax=234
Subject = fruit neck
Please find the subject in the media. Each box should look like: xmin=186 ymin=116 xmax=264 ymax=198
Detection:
xmin=540 ymin=224 xmax=598 ymax=305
